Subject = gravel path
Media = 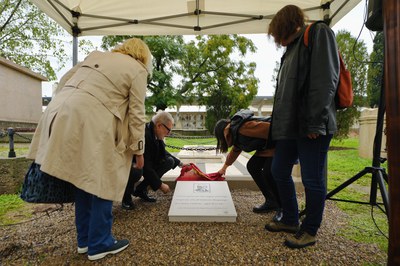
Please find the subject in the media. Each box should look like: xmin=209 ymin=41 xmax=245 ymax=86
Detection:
xmin=0 ymin=189 xmax=387 ymax=265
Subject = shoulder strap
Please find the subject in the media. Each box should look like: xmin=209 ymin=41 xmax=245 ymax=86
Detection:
xmin=303 ymin=21 xmax=328 ymax=51
xmin=303 ymin=24 xmax=313 ymax=47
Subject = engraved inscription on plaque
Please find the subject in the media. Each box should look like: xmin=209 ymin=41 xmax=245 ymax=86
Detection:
xmin=168 ymin=181 xmax=237 ymax=222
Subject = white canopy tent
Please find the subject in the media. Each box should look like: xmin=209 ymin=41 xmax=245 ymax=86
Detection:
xmin=30 ymin=0 xmax=360 ymax=36
xmin=30 ymin=0 xmax=361 ymax=64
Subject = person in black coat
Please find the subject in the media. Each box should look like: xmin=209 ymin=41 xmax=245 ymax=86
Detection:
xmin=122 ymin=111 xmax=186 ymax=210
xmin=265 ymin=5 xmax=339 ymax=249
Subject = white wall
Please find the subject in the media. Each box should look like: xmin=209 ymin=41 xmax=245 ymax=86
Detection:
xmin=0 ymin=59 xmax=44 ymax=125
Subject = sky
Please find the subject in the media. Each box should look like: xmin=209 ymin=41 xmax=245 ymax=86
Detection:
xmin=41 ymin=0 xmax=376 ymax=97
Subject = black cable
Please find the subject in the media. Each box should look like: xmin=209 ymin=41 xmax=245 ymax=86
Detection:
xmin=370 ymin=204 xmax=389 ymax=240
xmin=351 ymin=0 xmax=383 ymax=65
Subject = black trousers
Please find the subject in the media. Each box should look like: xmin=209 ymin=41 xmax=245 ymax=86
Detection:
xmin=246 ymin=155 xmax=281 ymax=207
xmin=123 ymin=167 xmax=142 ymax=202
xmin=123 ymin=156 xmax=175 ymax=202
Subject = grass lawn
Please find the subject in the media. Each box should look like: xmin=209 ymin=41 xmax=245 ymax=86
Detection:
xmin=0 ymin=137 xmax=389 ymax=251
xmin=0 ymin=143 xmax=30 ymax=158
xmin=328 ymin=138 xmax=389 ymax=251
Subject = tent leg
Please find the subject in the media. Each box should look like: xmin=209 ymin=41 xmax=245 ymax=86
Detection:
xmin=73 ymin=35 xmax=78 ymax=66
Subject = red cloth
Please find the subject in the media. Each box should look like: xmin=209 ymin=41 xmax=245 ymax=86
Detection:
xmin=176 ymin=163 xmax=225 ymax=181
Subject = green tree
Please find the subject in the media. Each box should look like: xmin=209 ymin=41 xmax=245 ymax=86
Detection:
xmin=335 ymin=30 xmax=369 ymax=139
xmin=0 ymin=0 xmax=69 ymax=80
xmin=144 ymin=36 xmax=185 ymax=112
xmin=366 ymin=31 xmax=384 ymax=108
xmin=270 ymin=60 xmax=280 ymax=93
xmin=177 ymin=35 xmax=258 ymax=132
xmin=101 ymin=35 xmax=185 ymax=113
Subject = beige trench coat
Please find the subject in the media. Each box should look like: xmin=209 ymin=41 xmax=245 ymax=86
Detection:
xmin=27 ymin=51 xmax=147 ymax=202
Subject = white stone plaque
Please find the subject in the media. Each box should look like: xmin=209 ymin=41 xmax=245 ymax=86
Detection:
xmin=168 ymin=181 xmax=237 ymax=222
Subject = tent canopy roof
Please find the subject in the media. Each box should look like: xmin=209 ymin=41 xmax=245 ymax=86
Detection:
xmin=31 ymin=0 xmax=361 ymax=36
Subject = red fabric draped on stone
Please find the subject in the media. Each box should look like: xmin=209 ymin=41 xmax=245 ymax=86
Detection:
xmin=176 ymin=163 xmax=225 ymax=181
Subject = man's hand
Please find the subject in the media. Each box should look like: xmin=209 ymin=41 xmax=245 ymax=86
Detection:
xmin=160 ymin=183 xmax=170 ymax=194
xmin=134 ymin=154 xmax=144 ymax=168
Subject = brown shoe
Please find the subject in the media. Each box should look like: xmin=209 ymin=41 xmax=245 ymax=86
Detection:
xmin=285 ymin=230 xmax=316 ymax=249
xmin=265 ymin=220 xmax=299 ymax=233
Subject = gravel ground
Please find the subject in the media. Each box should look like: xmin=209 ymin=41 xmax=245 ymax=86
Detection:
xmin=0 ymin=189 xmax=387 ymax=265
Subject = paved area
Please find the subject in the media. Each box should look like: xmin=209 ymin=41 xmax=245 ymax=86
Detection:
xmin=163 ymin=145 xmax=303 ymax=191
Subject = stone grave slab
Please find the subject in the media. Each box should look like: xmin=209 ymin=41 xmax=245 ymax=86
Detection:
xmin=168 ymin=181 xmax=237 ymax=222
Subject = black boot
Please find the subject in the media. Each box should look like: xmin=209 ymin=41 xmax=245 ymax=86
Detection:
xmin=253 ymin=201 xmax=280 ymax=213
xmin=133 ymin=189 xmax=157 ymax=202
xmin=273 ymin=209 xmax=283 ymax=221
xmin=121 ymin=197 xmax=135 ymax=210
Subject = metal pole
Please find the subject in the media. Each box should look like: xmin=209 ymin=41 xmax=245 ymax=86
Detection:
xmin=7 ymin=127 xmax=16 ymax=158
xmin=73 ymin=35 xmax=78 ymax=66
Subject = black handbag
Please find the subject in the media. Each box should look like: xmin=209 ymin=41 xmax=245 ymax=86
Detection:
xmin=20 ymin=162 xmax=75 ymax=204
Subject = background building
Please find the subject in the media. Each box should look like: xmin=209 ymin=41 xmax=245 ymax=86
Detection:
xmin=165 ymin=96 xmax=274 ymax=132
xmin=0 ymin=57 xmax=47 ymax=129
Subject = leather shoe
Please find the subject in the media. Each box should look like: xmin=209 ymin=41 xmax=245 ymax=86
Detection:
xmin=253 ymin=201 xmax=279 ymax=213
xmin=121 ymin=200 xmax=135 ymax=210
xmin=133 ymin=190 xmax=157 ymax=202
xmin=273 ymin=209 xmax=283 ymax=222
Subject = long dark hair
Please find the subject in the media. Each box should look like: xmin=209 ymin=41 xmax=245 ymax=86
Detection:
xmin=268 ymin=5 xmax=306 ymax=46
xmin=214 ymin=119 xmax=230 ymax=153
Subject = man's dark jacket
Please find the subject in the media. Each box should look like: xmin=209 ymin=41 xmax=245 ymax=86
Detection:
xmin=143 ymin=121 xmax=180 ymax=190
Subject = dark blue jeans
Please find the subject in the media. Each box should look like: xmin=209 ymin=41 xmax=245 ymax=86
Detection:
xmin=75 ymin=188 xmax=115 ymax=255
xmin=271 ymin=134 xmax=332 ymax=236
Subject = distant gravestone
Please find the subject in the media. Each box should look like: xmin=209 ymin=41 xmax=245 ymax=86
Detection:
xmin=168 ymin=181 xmax=237 ymax=222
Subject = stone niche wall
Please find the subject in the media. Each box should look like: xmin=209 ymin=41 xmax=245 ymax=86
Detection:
xmin=179 ymin=113 xmax=205 ymax=130
xmin=0 ymin=157 xmax=32 ymax=194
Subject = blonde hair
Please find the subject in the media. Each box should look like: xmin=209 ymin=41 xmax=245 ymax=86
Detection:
xmin=112 ymin=38 xmax=153 ymax=76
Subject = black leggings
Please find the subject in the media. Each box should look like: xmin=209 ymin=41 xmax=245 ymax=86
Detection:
xmin=246 ymin=156 xmax=281 ymax=206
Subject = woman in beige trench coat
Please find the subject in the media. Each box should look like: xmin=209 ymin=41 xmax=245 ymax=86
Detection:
xmin=27 ymin=38 xmax=152 ymax=261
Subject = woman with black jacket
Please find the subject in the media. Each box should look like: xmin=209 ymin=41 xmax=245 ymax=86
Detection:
xmin=265 ymin=5 xmax=339 ymax=249
xmin=214 ymin=117 xmax=281 ymax=214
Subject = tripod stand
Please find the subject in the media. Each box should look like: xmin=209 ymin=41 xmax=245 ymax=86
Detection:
xmin=325 ymin=75 xmax=389 ymax=217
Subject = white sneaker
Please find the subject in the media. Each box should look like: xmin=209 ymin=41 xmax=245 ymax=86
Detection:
xmin=77 ymin=246 xmax=88 ymax=254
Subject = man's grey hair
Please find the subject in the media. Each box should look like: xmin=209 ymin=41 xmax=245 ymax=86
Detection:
xmin=152 ymin=110 xmax=174 ymax=125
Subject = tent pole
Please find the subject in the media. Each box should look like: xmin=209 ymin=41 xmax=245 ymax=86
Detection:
xmin=321 ymin=0 xmax=331 ymax=25
xmin=73 ymin=35 xmax=78 ymax=66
